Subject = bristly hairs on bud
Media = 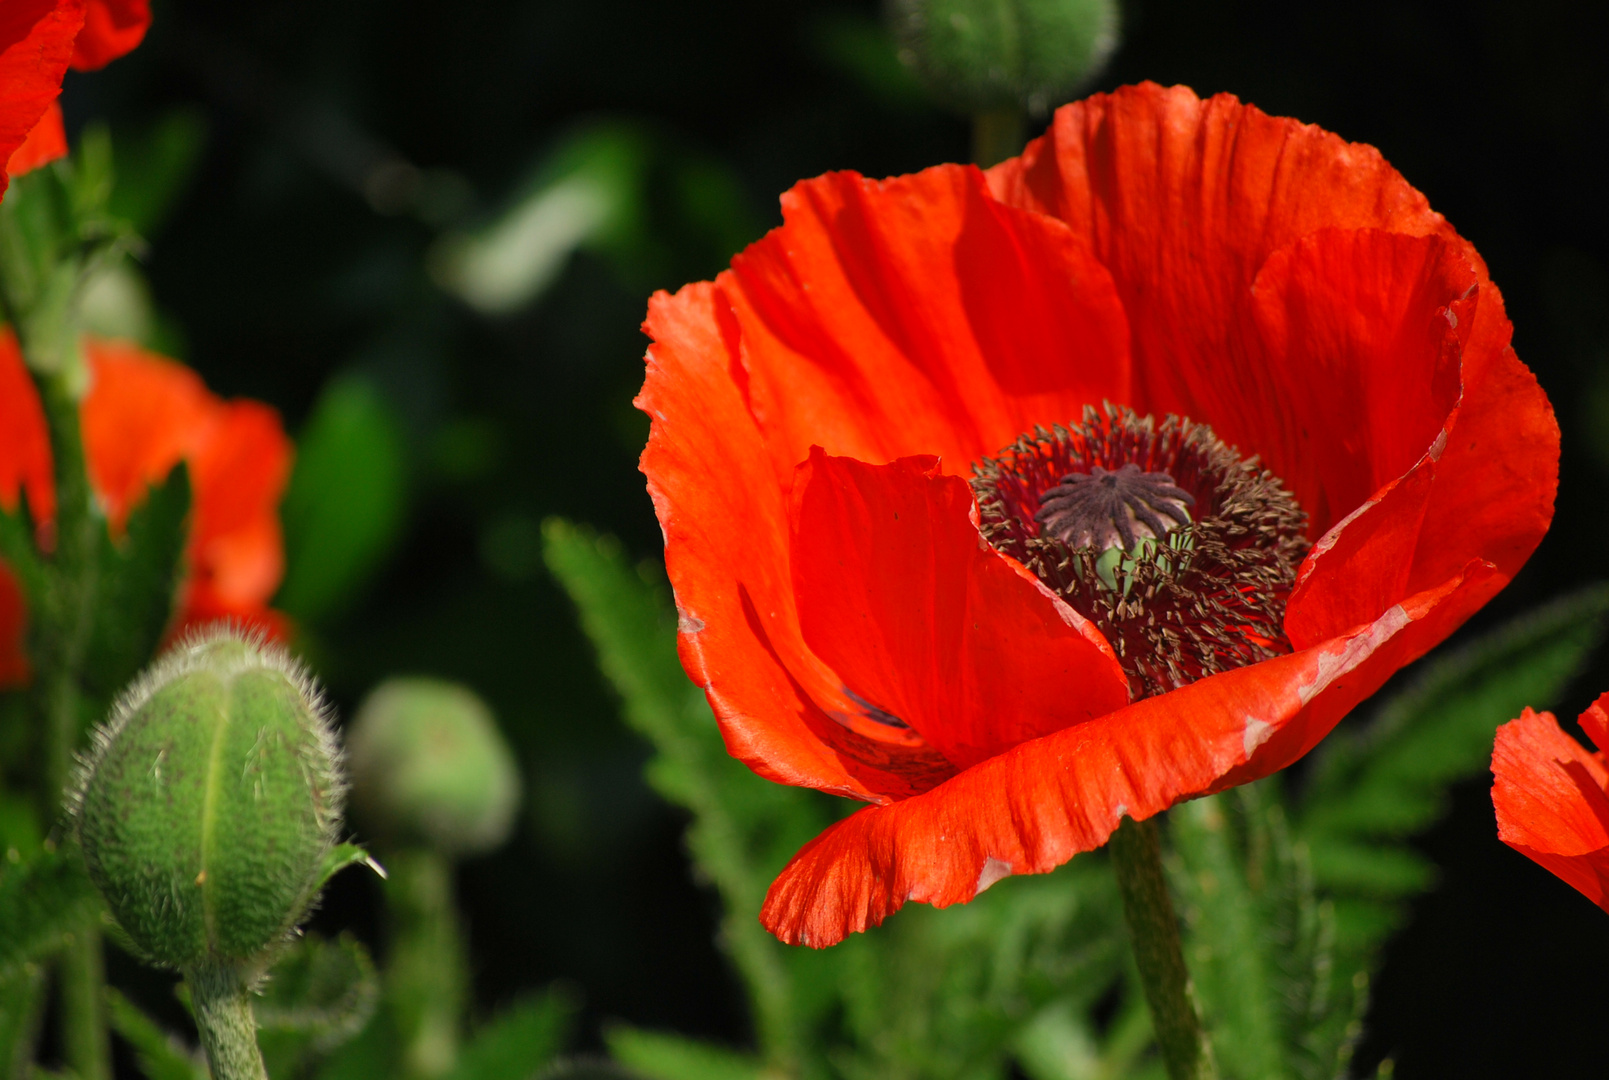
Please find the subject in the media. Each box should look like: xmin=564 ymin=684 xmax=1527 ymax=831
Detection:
xmin=67 ymin=622 xmax=346 ymax=846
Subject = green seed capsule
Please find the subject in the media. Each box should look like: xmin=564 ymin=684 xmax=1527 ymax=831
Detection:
xmin=346 ymin=678 xmax=520 ymax=858
xmin=72 ymin=628 xmax=343 ymax=970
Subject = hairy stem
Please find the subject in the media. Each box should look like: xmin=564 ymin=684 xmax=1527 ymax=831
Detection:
xmin=1108 ymin=814 xmax=1211 ymax=1080
xmin=386 ymin=848 xmax=465 ymax=1079
xmin=186 ymin=965 xmax=268 ymax=1080
xmin=971 ymin=107 xmax=1027 ymax=168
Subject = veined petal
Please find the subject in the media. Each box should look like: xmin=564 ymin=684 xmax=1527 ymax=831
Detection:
xmin=0 ymin=0 xmax=83 ymax=200
xmin=7 ymin=99 xmax=65 ymax=175
xmin=790 ymin=449 xmax=1127 ymax=770
xmin=722 ymin=165 xmax=1130 ymax=492
xmin=1492 ymin=697 xmax=1609 ymax=913
xmin=762 ymin=563 xmax=1493 ymax=947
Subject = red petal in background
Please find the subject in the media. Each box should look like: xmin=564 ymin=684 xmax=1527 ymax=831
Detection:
xmin=0 ymin=0 xmax=83 ymax=200
xmin=0 ymin=331 xmax=55 ymax=526
xmin=790 ymin=449 xmax=1127 ymax=770
xmin=1492 ymin=696 xmax=1609 ymax=914
xmin=7 ymin=98 xmax=65 ymax=175
xmin=69 ymin=0 xmax=147 ymax=70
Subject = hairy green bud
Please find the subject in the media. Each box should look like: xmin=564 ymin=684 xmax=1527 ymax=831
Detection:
xmin=72 ymin=627 xmax=344 ymax=971
xmin=886 ymin=0 xmax=1120 ymax=115
xmin=347 ymin=678 xmax=520 ymax=858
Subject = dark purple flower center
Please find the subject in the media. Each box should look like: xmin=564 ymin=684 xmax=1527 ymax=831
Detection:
xmin=972 ymin=404 xmax=1310 ymax=700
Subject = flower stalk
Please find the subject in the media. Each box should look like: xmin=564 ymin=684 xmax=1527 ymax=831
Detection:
xmin=186 ymin=964 xmax=270 ymax=1080
xmin=1107 ymin=814 xmax=1211 ymax=1080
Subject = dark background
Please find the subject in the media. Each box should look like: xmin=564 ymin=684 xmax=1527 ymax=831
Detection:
xmin=58 ymin=1 xmax=1609 ymax=1075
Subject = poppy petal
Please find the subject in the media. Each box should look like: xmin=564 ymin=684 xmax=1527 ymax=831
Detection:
xmin=721 ymin=165 xmax=1129 ymax=490
xmin=790 ymin=449 xmax=1128 ymax=770
xmin=987 ymin=83 xmax=1459 ymax=533
xmin=761 ymin=562 xmax=1493 ymax=946
xmin=641 ymin=283 xmax=949 ymax=803
xmin=7 ymin=99 xmax=65 ymax=176
xmin=1492 ymin=698 xmax=1609 ymax=913
xmin=0 ymin=331 xmax=54 ymax=525
xmin=69 ymin=0 xmax=148 ymax=71
xmin=0 ymin=0 xmax=83 ymax=200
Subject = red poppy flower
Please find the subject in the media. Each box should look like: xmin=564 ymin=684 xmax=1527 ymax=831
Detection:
xmin=0 ymin=0 xmax=85 ymax=199
xmin=0 ymin=333 xmax=293 ymax=686
xmin=639 ymin=83 xmax=1558 ymax=947
xmin=1491 ymin=694 xmax=1609 ymax=913
xmin=1 ymin=0 xmax=152 ymax=188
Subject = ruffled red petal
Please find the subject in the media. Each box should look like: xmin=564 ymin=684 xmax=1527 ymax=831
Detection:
xmin=7 ymin=99 xmax=65 ymax=176
xmin=722 ymin=164 xmax=1130 ymax=490
xmin=0 ymin=0 xmax=83 ymax=201
xmin=763 ymin=562 xmax=1494 ymax=946
xmin=1491 ymin=696 xmax=1609 ymax=913
xmin=68 ymin=0 xmax=147 ymax=70
xmin=0 ymin=330 xmax=54 ymax=525
xmin=790 ymin=449 xmax=1127 ymax=770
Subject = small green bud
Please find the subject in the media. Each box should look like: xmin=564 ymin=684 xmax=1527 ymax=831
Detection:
xmin=887 ymin=0 xmax=1121 ymax=115
xmin=72 ymin=627 xmax=344 ymax=971
xmin=347 ymin=678 xmax=520 ymax=858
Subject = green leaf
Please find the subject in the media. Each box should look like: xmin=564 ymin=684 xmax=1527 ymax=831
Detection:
xmin=276 ymin=375 xmax=408 ymax=625
xmin=604 ymin=1027 xmax=764 ymax=1080
xmin=0 ymin=846 xmax=100 ymax=979
xmin=107 ymin=109 xmax=208 ymax=237
xmin=1298 ymin=584 xmax=1609 ymax=956
xmin=445 ymin=988 xmax=576 ymax=1080
xmin=0 ymin=495 xmax=44 ymax=619
xmin=541 ymin=519 xmax=834 ymax=1071
xmin=84 ymin=463 xmax=190 ymax=704
xmin=313 ymin=843 xmax=386 ymax=894
xmin=0 ymin=965 xmax=46 ymax=1080
xmin=105 ymin=988 xmax=207 ymax=1080
xmin=255 ymin=933 xmax=379 ymax=1068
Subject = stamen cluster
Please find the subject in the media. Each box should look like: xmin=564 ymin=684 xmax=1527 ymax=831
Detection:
xmin=972 ymin=404 xmax=1310 ymax=699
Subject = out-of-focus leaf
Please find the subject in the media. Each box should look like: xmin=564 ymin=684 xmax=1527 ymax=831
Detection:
xmin=1171 ymin=784 xmax=1359 ymax=1080
xmin=446 ymin=988 xmax=576 ymax=1080
xmin=0 ymin=498 xmax=44 ymax=617
xmin=107 ymin=109 xmax=207 ymax=237
xmin=1298 ymin=584 xmax=1609 ymax=955
xmin=806 ymin=9 xmax=930 ymax=110
xmin=105 ymin=988 xmax=206 ymax=1080
xmin=277 ymin=375 xmax=408 ymax=625
xmin=538 ymin=1060 xmax=644 ymax=1080
xmin=0 ymin=965 xmax=45 ymax=1080
xmin=603 ymin=1027 xmax=762 ymax=1080
xmin=542 ymin=518 xmax=833 ymax=1072
xmin=0 ymin=846 xmax=99 ymax=979
xmin=255 ymin=933 xmax=380 ymax=1075
xmin=84 ymin=464 xmax=190 ymax=704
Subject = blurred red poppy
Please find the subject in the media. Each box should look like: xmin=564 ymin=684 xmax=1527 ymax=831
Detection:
xmin=2 ymin=0 xmax=151 ymax=187
xmin=1491 ymin=693 xmax=1609 ymax=913
xmin=0 ymin=333 xmax=293 ymax=686
xmin=639 ymin=82 xmax=1557 ymax=947
xmin=0 ymin=0 xmax=85 ymax=197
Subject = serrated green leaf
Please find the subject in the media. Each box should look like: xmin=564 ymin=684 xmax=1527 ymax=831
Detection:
xmin=1298 ymin=585 xmax=1609 ymax=965
xmin=277 ymin=375 xmax=408 ymax=624
xmin=255 ymin=933 xmax=379 ymax=1070
xmin=84 ymin=463 xmax=190 ymax=703
xmin=105 ymin=988 xmax=207 ymax=1080
xmin=0 ymin=846 xmax=100 ymax=979
xmin=541 ymin=518 xmax=833 ymax=1071
xmin=446 ymin=988 xmax=576 ymax=1080
xmin=604 ymin=1027 xmax=763 ymax=1080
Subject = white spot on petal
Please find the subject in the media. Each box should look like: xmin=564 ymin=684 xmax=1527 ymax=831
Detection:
xmin=1243 ymin=717 xmax=1275 ymax=757
xmin=975 ymin=856 xmax=1013 ymax=894
xmin=1298 ymin=604 xmax=1412 ymax=706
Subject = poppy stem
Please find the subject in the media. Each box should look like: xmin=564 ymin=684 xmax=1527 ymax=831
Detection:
xmin=971 ymin=108 xmax=1026 ymax=168
xmin=1107 ymin=814 xmax=1211 ymax=1080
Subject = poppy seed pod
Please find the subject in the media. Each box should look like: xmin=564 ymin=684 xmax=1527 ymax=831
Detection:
xmin=346 ymin=678 xmax=520 ymax=858
xmin=72 ymin=627 xmax=344 ymax=970
xmin=886 ymin=0 xmax=1120 ymax=115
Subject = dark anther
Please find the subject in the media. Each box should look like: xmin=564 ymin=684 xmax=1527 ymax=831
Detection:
xmin=1034 ymin=463 xmax=1195 ymax=550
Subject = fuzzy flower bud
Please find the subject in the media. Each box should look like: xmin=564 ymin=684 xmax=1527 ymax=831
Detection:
xmin=346 ymin=678 xmax=520 ymax=858
xmin=72 ymin=627 xmax=344 ymax=971
xmin=886 ymin=0 xmax=1120 ymax=115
